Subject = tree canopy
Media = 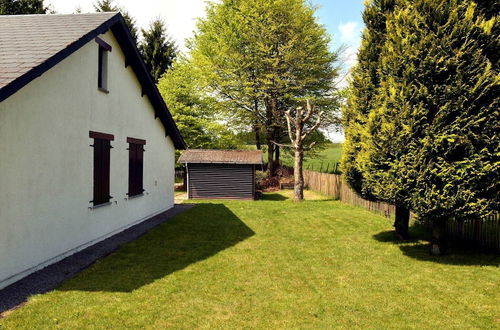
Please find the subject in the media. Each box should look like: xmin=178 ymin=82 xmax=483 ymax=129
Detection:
xmin=139 ymin=19 xmax=177 ymax=83
xmin=343 ymin=0 xmax=499 ymax=250
xmin=188 ymin=0 xmax=339 ymax=174
xmin=157 ymin=58 xmax=240 ymax=150
xmin=93 ymin=0 xmax=139 ymax=44
xmin=0 ymin=0 xmax=48 ymax=14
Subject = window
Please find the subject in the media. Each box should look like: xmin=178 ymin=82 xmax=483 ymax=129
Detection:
xmin=127 ymin=137 xmax=146 ymax=197
xmin=95 ymin=37 xmax=111 ymax=92
xmin=90 ymin=131 xmax=114 ymax=206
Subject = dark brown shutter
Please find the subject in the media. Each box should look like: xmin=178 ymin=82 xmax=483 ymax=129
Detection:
xmin=128 ymin=139 xmax=145 ymax=196
xmin=90 ymin=131 xmax=113 ymax=206
xmin=93 ymin=139 xmax=111 ymax=205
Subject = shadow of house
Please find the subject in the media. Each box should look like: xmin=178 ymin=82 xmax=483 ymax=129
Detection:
xmin=59 ymin=203 xmax=255 ymax=293
xmin=373 ymin=225 xmax=500 ymax=267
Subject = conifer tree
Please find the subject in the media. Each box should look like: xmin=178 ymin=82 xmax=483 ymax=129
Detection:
xmin=382 ymin=0 xmax=498 ymax=253
xmin=342 ymin=0 xmax=396 ymax=197
xmin=0 ymin=0 xmax=47 ymax=14
xmin=342 ymin=0 xmax=413 ymax=238
xmin=93 ymin=0 xmax=139 ymax=44
xmin=139 ymin=18 xmax=177 ymax=83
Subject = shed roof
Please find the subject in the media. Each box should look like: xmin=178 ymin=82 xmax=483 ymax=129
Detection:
xmin=178 ymin=149 xmax=263 ymax=165
xmin=0 ymin=13 xmax=186 ymax=149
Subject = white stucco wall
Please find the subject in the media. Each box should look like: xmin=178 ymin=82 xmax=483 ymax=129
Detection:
xmin=0 ymin=30 xmax=176 ymax=289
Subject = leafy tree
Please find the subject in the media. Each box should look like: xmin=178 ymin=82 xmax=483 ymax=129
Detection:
xmin=139 ymin=18 xmax=177 ymax=83
xmin=157 ymin=59 xmax=240 ymax=151
xmin=189 ymin=0 xmax=338 ymax=176
xmin=93 ymin=0 xmax=139 ymax=44
xmin=0 ymin=0 xmax=47 ymax=14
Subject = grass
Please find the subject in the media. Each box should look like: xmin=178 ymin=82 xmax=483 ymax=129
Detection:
xmin=1 ymin=190 xmax=499 ymax=328
xmin=279 ymin=143 xmax=342 ymax=171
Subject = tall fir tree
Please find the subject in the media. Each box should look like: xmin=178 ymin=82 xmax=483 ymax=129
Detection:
xmin=342 ymin=0 xmax=396 ymax=197
xmin=93 ymin=0 xmax=139 ymax=44
xmin=0 ymin=0 xmax=47 ymax=14
xmin=345 ymin=0 xmax=499 ymax=251
xmin=139 ymin=18 xmax=177 ymax=83
xmin=341 ymin=0 xmax=414 ymax=238
xmin=382 ymin=0 xmax=498 ymax=253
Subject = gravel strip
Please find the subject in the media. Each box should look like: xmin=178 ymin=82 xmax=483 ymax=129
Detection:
xmin=0 ymin=204 xmax=194 ymax=316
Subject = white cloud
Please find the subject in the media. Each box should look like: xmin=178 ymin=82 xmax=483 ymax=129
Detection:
xmin=46 ymin=0 xmax=211 ymax=51
xmin=335 ymin=21 xmax=363 ymax=88
xmin=338 ymin=21 xmax=360 ymax=44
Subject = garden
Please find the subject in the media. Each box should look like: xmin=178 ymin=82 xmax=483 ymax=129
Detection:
xmin=1 ymin=191 xmax=498 ymax=328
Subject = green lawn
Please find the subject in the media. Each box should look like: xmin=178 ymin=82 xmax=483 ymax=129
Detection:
xmin=1 ymin=191 xmax=499 ymax=328
xmin=279 ymin=143 xmax=343 ymax=171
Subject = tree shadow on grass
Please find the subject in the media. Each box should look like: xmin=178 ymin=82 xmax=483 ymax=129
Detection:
xmin=373 ymin=224 xmax=500 ymax=267
xmin=260 ymin=193 xmax=289 ymax=201
xmin=60 ymin=203 xmax=255 ymax=293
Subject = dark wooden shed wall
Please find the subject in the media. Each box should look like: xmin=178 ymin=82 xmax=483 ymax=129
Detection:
xmin=187 ymin=164 xmax=255 ymax=200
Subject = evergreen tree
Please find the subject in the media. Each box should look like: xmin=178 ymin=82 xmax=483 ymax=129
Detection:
xmin=93 ymin=0 xmax=139 ymax=44
xmin=139 ymin=18 xmax=177 ymax=83
xmin=342 ymin=0 xmax=413 ymax=238
xmin=0 ymin=0 xmax=47 ymax=14
xmin=346 ymin=0 xmax=499 ymax=251
xmin=383 ymin=0 xmax=498 ymax=253
xmin=190 ymin=0 xmax=338 ymax=176
xmin=342 ymin=0 xmax=396 ymax=197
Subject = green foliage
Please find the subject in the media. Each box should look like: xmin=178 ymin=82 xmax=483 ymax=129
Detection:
xmin=0 ymin=0 xmax=47 ymax=14
xmin=341 ymin=0 xmax=396 ymax=199
xmin=93 ymin=0 xmax=139 ymax=44
xmin=189 ymin=0 xmax=339 ymax=158
xmin=344 ymin=0 xmax=499 ymax=221
xmin=139 ymin=18 xmax=177 ymax=83
xmin=157 ymin=59 xmax=240 ymax=150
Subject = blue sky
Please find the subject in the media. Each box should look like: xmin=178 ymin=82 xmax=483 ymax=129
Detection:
xmin=312 ymin=0 xmax=365 ymax=70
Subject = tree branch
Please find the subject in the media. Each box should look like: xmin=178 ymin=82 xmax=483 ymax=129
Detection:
xmin=271 ymin=140 xmax=292 ymax=148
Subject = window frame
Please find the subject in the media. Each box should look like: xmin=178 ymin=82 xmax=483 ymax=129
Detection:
xmin=95 ymin=37 xmax=112 ymax=93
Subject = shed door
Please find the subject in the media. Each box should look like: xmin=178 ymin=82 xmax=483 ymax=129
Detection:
xmin=188 ymin=164 xmax=254 ymax=199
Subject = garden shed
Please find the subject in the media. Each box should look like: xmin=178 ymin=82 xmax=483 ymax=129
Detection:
xmin=178 ymin=150 xmax=263 ymax=200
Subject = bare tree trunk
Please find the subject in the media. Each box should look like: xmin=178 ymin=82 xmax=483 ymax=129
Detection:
xmin=430 ymin=217 xmax=447 ymax=255
xmin=394 ymin=205 xmax=410 ymax=240
xmin=293 ymin=149 xmax=304 ymax=201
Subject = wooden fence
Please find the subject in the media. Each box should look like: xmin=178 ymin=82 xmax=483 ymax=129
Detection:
xmin=303 ymin=170 xmax=396 ymax=219
xmin=303 ymin=170 xmax=500 ymax=252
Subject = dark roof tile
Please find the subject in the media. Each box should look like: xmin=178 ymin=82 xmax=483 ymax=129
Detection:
xmin=0 ymin=13 xmax=117 ymax=89
xmin=178 ymin=149 xmax=263 ymax=165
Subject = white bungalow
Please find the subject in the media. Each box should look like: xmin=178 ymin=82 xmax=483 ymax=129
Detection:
xmin=0 ymin=13 xmax=186 ymax=289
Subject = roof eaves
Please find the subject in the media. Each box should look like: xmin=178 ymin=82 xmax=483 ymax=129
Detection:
xmin=0 ymin=13 xmax=187 ymax=150
xmin=0 ymin=13 xmax=121 ymax=103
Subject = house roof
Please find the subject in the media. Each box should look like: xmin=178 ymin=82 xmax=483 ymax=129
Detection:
xmin=0 ymin=13 xmax=186 ymax=149
xmin=178 ymin=149 xmax=263 ymax=165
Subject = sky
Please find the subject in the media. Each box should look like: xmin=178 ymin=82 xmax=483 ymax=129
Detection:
xmin=46 ymin=0 xmax=365 ymax=141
